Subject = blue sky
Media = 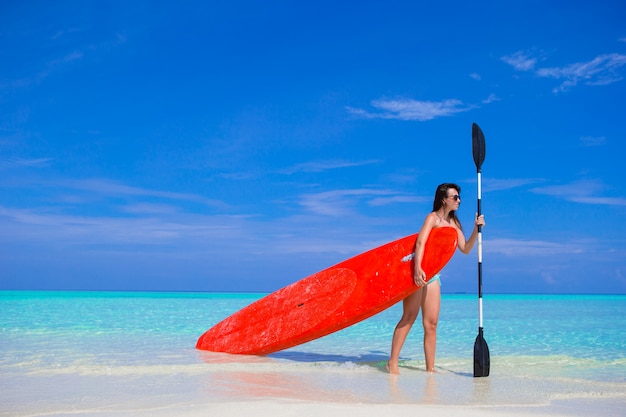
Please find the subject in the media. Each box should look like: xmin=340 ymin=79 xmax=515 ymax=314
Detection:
xmin=1 ymin=1 xmax=625 ymax=294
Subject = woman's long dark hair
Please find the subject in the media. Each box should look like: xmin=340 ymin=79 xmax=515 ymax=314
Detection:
xmin=432 ymin=183 xmax=462 ymax=230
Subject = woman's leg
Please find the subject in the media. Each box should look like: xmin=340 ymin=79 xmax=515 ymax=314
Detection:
xmin=420 ymin=280 xmax=441 ymax=372
xmin=388 ymin=289 xmax=422 ymax=374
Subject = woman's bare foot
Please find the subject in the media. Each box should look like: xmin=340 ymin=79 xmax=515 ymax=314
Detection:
xmin=386 ymin=360 xmax=400 ymax=375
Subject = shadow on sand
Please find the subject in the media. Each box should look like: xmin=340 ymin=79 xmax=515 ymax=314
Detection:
xmin=268 ymin=349 xmax=400 ymax=373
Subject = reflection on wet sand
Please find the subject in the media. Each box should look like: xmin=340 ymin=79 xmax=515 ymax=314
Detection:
xmin=199 ymin=350 xmax=357 ymax=402
xmin=198 ymin=351 xmax=497 ymax=405
xmin=387 ymin=368 xmax=439 ymax=404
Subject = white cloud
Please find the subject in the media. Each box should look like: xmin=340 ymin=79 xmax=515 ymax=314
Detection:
xmin=530 ymin=179 xmax=626 ymax=206
xmin=569 ymin=196 xmax=626 ymax=205
xmin=481 ymin=94 xmax=500 ymax=104
xmin=503 ymin=51 xmax=626 ymax=93
xmin=540 ymin=271 xmax=558 ymax=285
xmin=487 ymin=238 xmax=585 ymax=256
xmin=47 ymin=50 xmax=84 ymax=67
xmin=501 ymin=51 xmax=538 ymax=71
xmin=580 ymin=136 xmax=606 ymax=147
xmin=347 ymin=98 xmax=474 ymax=121
xmin=536 ymin=53 xmax=626 ymax=92
xmin=121 ymin=203 xmax=180 ymax=215
xmin=57 ymin=178 xmax=227 ymax=208
xmin=2 ymin=51 xmax=85 ymax=90
xmin=0 ymin=157 xmax=52 ymax=169
xmin=483 ymin=178 xmax=544 ymax=192
xmin=531 ymin=179 xmax=604 ymax=198
xmin=299 ymin=188 xmax=398 ymax=216
xmin=369 ymin=195 xmax=425 ymax=206
xmin=2 ymin=32 xmax=126 ymax=91
xmin=0 ymin=205 xmax=246 ymax=247
xmin=281 ymin=159 xmax=378 ymax=174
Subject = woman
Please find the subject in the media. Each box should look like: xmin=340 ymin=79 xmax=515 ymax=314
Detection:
xmin=387 ymin=183 xmax=485 ymax=374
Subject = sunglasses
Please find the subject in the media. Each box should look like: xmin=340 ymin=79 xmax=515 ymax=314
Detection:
xmin=447 ymin=194 xmax=461 ymax=201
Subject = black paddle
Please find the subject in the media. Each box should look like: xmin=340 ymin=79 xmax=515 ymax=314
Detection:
xmin=472 ymin=122 xmax=490 ymax=377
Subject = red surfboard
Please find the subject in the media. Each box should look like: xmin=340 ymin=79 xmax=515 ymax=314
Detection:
xmin=197 ymin=227 xmax=458 ymax=355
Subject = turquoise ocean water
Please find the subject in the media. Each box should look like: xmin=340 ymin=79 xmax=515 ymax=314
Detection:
xmin=1 ymin=291 xmax=625 ymax=415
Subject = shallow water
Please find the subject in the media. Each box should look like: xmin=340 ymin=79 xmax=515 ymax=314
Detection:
xmin=1 ymin=291 xmax=624 ymax=416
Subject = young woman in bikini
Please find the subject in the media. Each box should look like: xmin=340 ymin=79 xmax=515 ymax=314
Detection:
xmin=387 ymin=183 xmax=485 ymax=374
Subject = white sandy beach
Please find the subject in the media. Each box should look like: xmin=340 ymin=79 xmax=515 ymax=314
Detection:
xmin=29 ymin=400 xmax=619 ymax=417
xmin=3 ymin=355 xmax=624 ymax=417
xmin=4 ymin=392 xmax=624 ymax=417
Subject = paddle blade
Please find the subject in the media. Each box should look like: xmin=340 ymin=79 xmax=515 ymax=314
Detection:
xmin=473 ymin=328 xmax=490 ymax=377
xmin=472 ymin=123 xmax=486 ymax=172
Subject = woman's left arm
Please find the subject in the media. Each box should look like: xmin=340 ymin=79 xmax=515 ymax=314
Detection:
xmin=457 ymin=214 xmax=485 ymax=254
